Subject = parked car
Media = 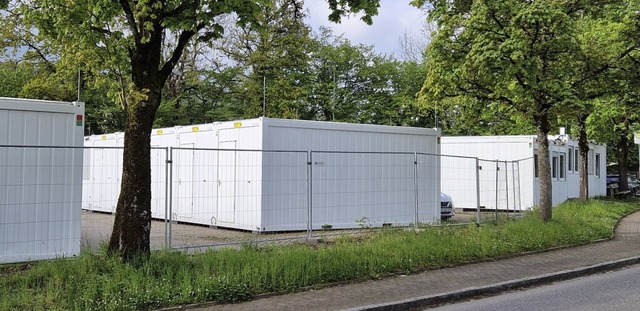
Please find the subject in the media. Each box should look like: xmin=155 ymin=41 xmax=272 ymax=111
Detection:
xmin=441 ymin=192 xmax=455 ymax=220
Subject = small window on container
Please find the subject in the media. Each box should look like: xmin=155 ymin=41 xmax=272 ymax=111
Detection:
xmin=568 ymin=147 xmax=573 ymax=173
xmin=588 ymin=150 xmax=594 ymax=175
xmin=552 ymin=152 xmax=558 ymax=179
xmin=534 ymin=153 xmax=539 ymax=178
xmin=559 ymin=153 xmax=566 ymax=180
xmin=575 ymin=148 xmax=580 ymax=172
xmin=595 ymin=153 xmax=601 ymax=177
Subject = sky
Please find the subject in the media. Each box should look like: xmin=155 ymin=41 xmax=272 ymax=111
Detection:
xmin=304 ymin=1 xmax=427 ymax=59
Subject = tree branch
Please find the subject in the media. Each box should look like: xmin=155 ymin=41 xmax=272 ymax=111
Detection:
xmin=22 ymin=40 xmax=57 ymax=73
xmin=160 ymin=27 xmax=199 ymax=81
xmin=118 ymin=0 xmax=140 ymax=41
xmin=571 ymin=44 xmax=637 ymax=89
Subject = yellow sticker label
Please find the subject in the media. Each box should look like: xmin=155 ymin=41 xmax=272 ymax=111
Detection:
xmin=234 ymin=122 xmax=242 ymax=128
xmin=157 ymin=130 xmax=163 ymax=135
xmin=192 ymin=126 xmax=199 ymax=132
xmin=101 ymin=135 xmax=107 ymax=140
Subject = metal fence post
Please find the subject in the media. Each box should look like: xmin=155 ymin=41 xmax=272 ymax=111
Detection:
xmin=413 ymin=152 xmax=419 ymax=230
xmin=511 ymin=161 xmax=516 ymax=217
xmin=516 ymin=160 xmax=522 ymax=214
xmin=476 ymin=158 xmax=481 ymax=223
xmin=495 ymin=160 xmax=499 ymax=221
xmin=167 ymin=146 xmax=173 ymax=249
xmin=504 ymin=160 xmax=509 ymax=219
xmin=164 ymin=147 xmax=170 ymax=249
xmin=307 ymin=150 xmax=313 ymax=238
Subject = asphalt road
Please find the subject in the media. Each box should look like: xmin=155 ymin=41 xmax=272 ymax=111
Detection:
xmin=430 ymin=264 xmax=640 ymax=311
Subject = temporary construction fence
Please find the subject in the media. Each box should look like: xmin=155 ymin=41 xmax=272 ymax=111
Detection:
xmin=1 ymin=144 xmax=534 ymax=259
xmin=80 ymin=146 xmax=531 ymax=251
xmin=440 ymin=155 xmax=531 ymax=214
xmin=441 ymin=135 xmax=607 ymax=209
xmin=82 ymin=147 xmax=441 ymax=236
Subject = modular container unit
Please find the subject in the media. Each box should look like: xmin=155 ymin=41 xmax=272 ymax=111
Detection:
xmin=83 ymin=118 xmax=441 ymax=232
xmin=83 ymin=129 xmax=175 ymax=217
xmin=440 ymin=134 xmax=607 ymax=211
xmin=225 ymin=118 xmax=441 ymax=231
xmin=0 ymin=97 xmax=84 ymax=264
xmin=82 ymin=132 xmax=124 ymax=214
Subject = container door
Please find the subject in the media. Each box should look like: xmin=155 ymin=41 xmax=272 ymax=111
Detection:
xmin=176 ymin=143 xmax=194 ymax=219
xmin=94 ymin=139 xmax=120 ymax=213
xmin=217 ymin=140 xmax=237 ymax=223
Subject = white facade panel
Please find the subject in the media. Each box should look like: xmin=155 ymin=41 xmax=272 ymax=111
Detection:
xmin=150 ymin=128 xmax=175 ymax=219
xmin=441 ymin=135 xmax=607 ymax=212
xmin=0 ymin=97 xmax=84 ymax=264
xmin=82 ymin=133 xmax=124 ymax=213
xmin=173 ymin=125 xmax=217 ymax=225
xmin=261 ymin=118 xmax=440 ymax=231
xmin=441 ymin=136 xmax=535 ymax=211
xmin=83 ymin=118 xmax=441 ymax=232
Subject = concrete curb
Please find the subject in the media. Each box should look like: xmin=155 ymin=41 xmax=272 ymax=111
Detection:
xmin=348 ymin=256 xmax=640 ymax=311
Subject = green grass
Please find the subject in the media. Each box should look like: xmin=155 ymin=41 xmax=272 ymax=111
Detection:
xmin=1 ymin=199 xmax=638 ymax=310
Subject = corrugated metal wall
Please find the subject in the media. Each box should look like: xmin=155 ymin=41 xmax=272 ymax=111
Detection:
xmin=0 ymin=98 xmax=84 ymax=264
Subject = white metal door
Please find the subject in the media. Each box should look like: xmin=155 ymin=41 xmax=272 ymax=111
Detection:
xmin=176 ymin=143 xmax=195 ymax=219
xmin=94 ymin=140 xmax=120 ymax=213
xmin=217 ymin=141 xmax=237 ymax=223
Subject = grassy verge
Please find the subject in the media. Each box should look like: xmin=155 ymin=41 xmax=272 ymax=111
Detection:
xmin=1 ymin=199 xmax=638 ymax=310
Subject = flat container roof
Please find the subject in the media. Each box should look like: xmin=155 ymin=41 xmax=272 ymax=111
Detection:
xmin=441 ymin=136 xmax=536 ymax=144
xmin=218 ymin=117 xmax=441 ymax=136
xmin=0 ymin=97 xmax=83 ymax=114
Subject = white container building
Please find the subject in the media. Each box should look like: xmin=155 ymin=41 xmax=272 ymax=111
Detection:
xmin=440 ymin=134 xmax=607 ymax=211
xmin=83 ymin=118 xmax=441 ymax=232
xmin=0 ymin=97 xmax=84 ymax=264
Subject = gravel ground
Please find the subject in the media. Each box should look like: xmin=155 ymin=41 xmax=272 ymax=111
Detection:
xmin=81 ymin=209 xmax=496 ymax=252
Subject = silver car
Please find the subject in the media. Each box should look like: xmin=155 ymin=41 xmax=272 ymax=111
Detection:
xmin=441 ymin=192 xmax=455 ymax=220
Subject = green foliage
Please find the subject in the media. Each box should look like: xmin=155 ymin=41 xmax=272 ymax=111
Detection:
xmin=304 ymin=29 xmax=428 ymax=125
xmin=0 ymin=62 xmax=33 ymax=98
xmin=417 ymin=0 xmax=635 ymax=219
xmin=226 ymin=0 xmax=315 ymax=119
xmin=325 ymin=0 xmax=380 ymax=25
xmin=1 ymin=199 xmax=637 ymax=310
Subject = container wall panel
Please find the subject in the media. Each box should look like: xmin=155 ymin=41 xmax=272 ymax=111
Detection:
xmin=82 ymin=134 xmax=123 ymax=213
xmin=150 ymin=129 xmax=176 ymax=220
xmin=83 ymin=118 xmax=440 ymax=232
xmin=441 ymin=137 xmax=535 ymax=211
xmin=262 ymin=119 xmax=440 ymax=230
xmin=442 ymin=135 xmax=605 ymax=211
xmin=214 ymin=124 xmax=263 ymax=231
xmin=589 ymin=143 xmax=607 ymax=197
xmin=1 ymin=98 xmax=83 ymax=264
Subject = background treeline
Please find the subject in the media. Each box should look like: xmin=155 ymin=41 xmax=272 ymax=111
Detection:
xmin=0 ymin=0 xmax=638 ymax=172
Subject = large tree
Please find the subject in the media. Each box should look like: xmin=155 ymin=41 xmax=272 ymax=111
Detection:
xmin=415 ymin=0 xmax=623 ymax=221
xmin=214 ymin=0 xmax=314 ymax=119
xmin=587 ymin=4 xmax=640 ymax=192
xmin=12 ymin=0 xmax=381 ymax=261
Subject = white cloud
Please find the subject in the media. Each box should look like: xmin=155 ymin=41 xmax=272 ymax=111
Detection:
xmin=305 ymin=0 xmax=426 ymax=57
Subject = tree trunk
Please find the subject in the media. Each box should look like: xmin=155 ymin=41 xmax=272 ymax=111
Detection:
xmin=577 ymin=115 xmax=589 ymax=200
xmin=107 ymin=89 xmax=160 ymax=261
xmin=537 ymin=125 xmax=552 ymax=222
xmin=618 ymin=133 xmax=630 ymax=191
